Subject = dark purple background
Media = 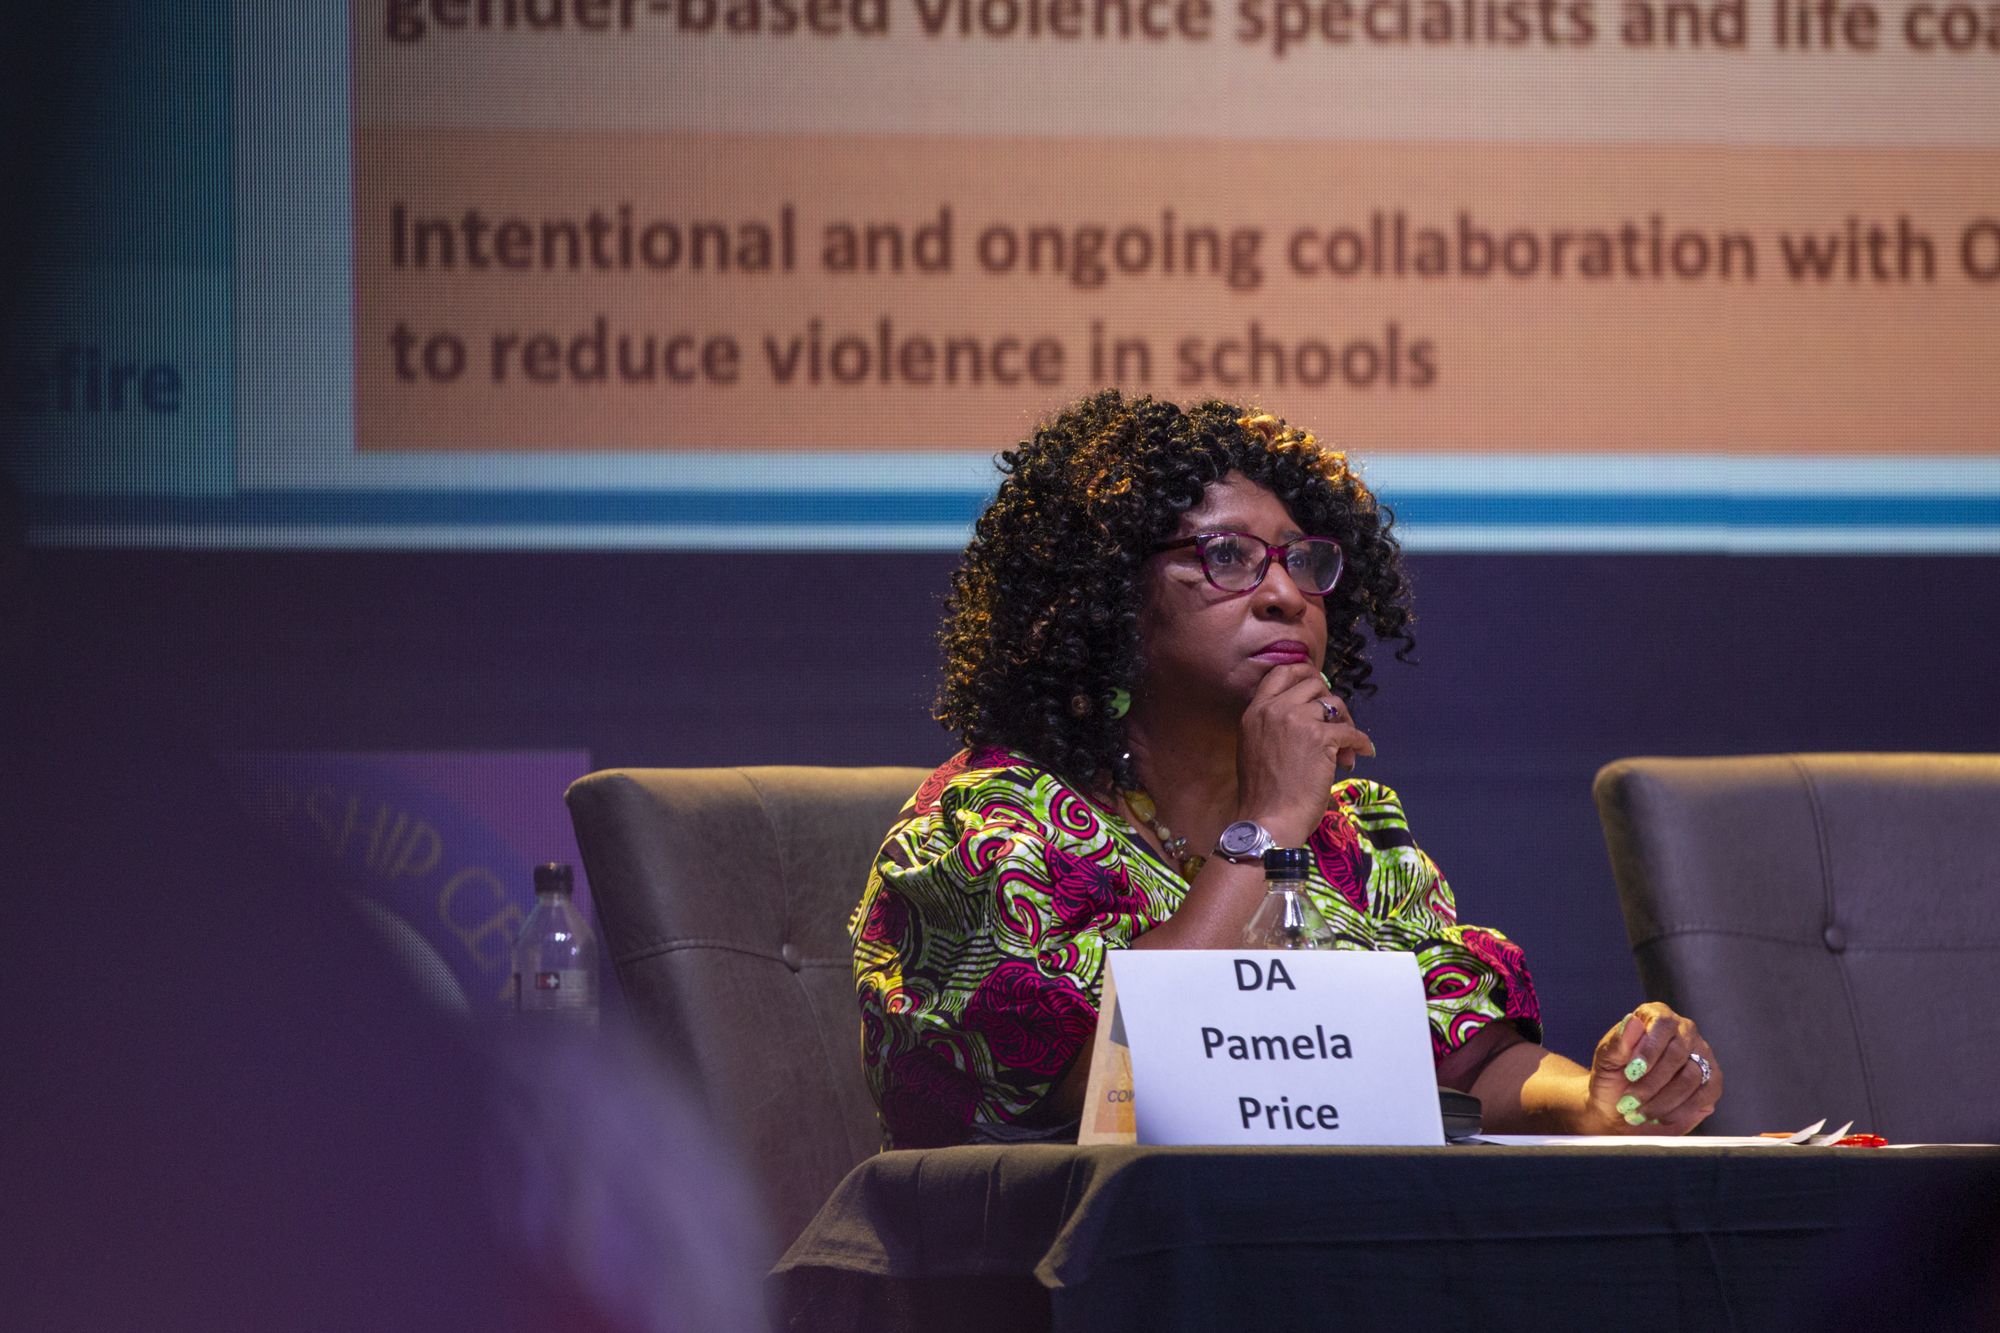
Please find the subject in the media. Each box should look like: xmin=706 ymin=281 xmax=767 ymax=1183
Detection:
xmin=16 ymin=547 xmax=1998 ymax=1060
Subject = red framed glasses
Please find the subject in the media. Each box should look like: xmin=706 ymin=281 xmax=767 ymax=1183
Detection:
xmin=1151 ymin=532 xmax=1345 ymax=595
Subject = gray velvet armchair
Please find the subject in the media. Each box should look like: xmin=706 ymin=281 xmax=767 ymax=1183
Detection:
xmin=1593 ymin=753 xmax=2000 ymax=1143
xmin=564 ymin=765 xmax=928 ymax=1256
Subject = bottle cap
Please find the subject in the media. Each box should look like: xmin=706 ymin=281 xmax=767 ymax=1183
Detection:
xmin=534 ymin=863 xmax=574 ymax=894
xmin=1262 ymin=847 xmax=1310 ymax=880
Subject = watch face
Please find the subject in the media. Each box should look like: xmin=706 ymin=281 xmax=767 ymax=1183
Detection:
xmin=1219 ymin=821 xmax=1268 ymax=856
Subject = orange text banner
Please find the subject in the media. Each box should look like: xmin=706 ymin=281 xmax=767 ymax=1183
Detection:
xmin=354 ymin=130 xmax=2000 ymax=453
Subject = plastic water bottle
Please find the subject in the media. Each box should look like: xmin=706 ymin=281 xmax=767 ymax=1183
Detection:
xmin=513 ymin=863 xmax=599 ymax=1026
xmin=1242 ymin=847 xmax=1333 ymax=949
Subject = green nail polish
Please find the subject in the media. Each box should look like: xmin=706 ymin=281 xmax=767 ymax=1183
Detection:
xmin=1617 ymin=1094 xmax=1640 ymax=1115
xmin=1624 ymin=1057 xmax=1648 ymax=1081
xmin=1624 ymin=1110 xmax=1647 ymax=1126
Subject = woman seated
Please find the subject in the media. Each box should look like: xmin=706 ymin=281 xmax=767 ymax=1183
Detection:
xmin=851 ymin=390 xmax=1722 ymax=1148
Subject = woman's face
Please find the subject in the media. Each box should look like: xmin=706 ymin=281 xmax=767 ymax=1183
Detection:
xmin=1135 ymin=471 xmax=1328 ymax=719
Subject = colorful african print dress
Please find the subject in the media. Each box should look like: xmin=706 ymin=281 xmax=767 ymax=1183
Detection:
xmin=850 ymin=747 xmax=1541 ymax=1149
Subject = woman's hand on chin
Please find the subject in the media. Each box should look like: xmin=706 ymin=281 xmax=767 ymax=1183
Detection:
xmin=1585 ymin=1003 xmax=1722 ymax=1135
xmin=1234 ymin=662 xmax=1375 ymax=844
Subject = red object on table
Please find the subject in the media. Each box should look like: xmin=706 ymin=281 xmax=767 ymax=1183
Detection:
xmin=1758 ymin=1131 xmax=1889 ymax=1146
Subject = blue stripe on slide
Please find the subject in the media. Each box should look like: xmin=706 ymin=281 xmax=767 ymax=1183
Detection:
xmin=25 ymin=489 xmax=2000 ymax=529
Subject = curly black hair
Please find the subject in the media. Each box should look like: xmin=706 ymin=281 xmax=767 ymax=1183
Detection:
xmin=936 ymin=389 xmax=1416 ymax=791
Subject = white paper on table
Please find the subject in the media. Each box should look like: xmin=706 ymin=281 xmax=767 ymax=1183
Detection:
xmin=1467 ymin=1135 xmax=1798 ymax=1146
xmin=1472 ymin=1135 xmax=1997 ymax=1148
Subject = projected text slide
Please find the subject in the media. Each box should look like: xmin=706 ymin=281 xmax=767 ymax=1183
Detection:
xmin=354 ymin=131 xmax=2000 ymax=453
xmin=84 ymin=0 xmax=1981 ymax=550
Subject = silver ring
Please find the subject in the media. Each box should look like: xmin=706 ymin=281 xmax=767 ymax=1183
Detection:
xmin=1321 ymin=699 xmax=1341 ymax=723
xmin=1689 ymin=1053 xmax=1712 ymax=1086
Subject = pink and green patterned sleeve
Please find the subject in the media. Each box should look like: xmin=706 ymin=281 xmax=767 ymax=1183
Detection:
xmin=1314 ymin=779 xmax=1543 ymax=1059
xmin=849 ymin=750 xmax=1168 ymax=1148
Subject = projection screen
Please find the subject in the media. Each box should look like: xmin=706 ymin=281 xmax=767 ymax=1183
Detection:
xmin=13 ymin=0 xmax=2000 ymax=548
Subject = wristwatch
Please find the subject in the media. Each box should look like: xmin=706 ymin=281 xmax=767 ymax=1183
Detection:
xmin=1214 ymin=820 xmax=1278 ymax=865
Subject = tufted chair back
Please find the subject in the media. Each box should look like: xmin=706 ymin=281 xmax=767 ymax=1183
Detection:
xmin=565 ymin=765 xmax=927 ymax=1256
xmin=1593 ymin=754 xmax=2000 ymax=1143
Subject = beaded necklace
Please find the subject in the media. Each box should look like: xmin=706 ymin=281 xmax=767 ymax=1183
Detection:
xmin=1120 ymin=789 xmax=1206 ymax=882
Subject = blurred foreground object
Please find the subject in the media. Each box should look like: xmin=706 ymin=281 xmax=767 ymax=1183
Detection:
xmin=0 ymin=576 xmax=765 ymax=1333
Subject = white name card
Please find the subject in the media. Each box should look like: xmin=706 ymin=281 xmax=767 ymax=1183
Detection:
xmin=1107 ymin=950 xmax=1445 ymax=1147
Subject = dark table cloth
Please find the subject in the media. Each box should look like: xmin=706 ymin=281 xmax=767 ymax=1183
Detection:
xmin=768 ymin=1143 xmax=2000 ymax=1333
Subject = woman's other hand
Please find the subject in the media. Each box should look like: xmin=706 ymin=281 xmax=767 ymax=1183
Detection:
xmin=1234 ymin=662 xmax=1375 ymax=845
xmin=1587 ymin=1003 xmax=1722 ymax=1134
